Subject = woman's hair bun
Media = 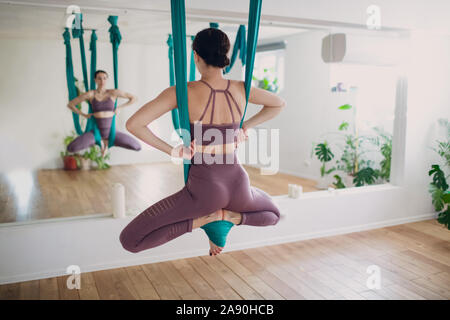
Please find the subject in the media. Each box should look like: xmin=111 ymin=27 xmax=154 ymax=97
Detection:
xmin=192 ymin=27 xmax=231 ymax=68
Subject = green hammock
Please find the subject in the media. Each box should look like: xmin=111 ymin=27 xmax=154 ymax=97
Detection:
xmin=209 ymin=22 xmax=219 ymax=29
xmin=63 ymin=14 xmax=122 ymax=149
xmin=210 ymin=21 xmax=247 ymax=75
xmin=170 ymin=0 xmax=262 ymax=182
xmin=167 ymin=34 xmax=196 ymax=139
xmin=224 ymin=25 xmax=247 ymax=74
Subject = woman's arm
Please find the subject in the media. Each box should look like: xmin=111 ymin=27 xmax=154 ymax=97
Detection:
xmin=112 ymin=89 xmax=137 ymax=112
xmin=240 ymin=82 xmax=286 ymax=130
xmin=126 ymin=86 xmax=179 ymax=156
xmin=67 ymin=91 xmax=93 ymax=118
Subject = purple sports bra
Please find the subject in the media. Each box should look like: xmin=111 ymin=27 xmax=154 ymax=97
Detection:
xmin=91 ymin=97 xmax=115 ymax=112
xmin=189 ymin=79 xmax=243 ymax=146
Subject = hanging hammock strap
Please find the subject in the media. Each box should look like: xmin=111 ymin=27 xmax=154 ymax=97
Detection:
xmin=106 ymin=15 xmax=122 ymax=148
xmin=167 ymin=33 xmax=197 ymax=139
xmin=64 ymin=16 xmax=102 ymax=148
xmin=224 ymin=25 xmax=247 ymax=74
xmin=170 ymin=0 xmax=262 ymax=183
xmin=241 ymin=0 xmax=262 ymax=128
xmin=62 ymin=28 xmax=82 ymax=135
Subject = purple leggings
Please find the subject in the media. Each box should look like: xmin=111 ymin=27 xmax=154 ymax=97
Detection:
xmin=67 ymin=117 xmax=141 ymax=152
xmin=119 ymin=152 xmax=281 ymax=253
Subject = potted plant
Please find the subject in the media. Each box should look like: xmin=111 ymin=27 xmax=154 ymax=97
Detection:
xmin=60 ymin=130 xmax=79 ymax=170
xmin=84 ymin=143 xmax=111 ymax=170
xmin=312 ymin=103 xmax=392 ymax=189
xmin=428 ymin=118 xmax=450 ymax=229
xmin=252 ymin=68 xmax=279 ymax=93
xmin=332 ymin=104 xmax=386 ymax=187
xmin=312 ymin=140 xmax=336 ymax=189
xmin=79 ymin=149 xmax=92 ymax=170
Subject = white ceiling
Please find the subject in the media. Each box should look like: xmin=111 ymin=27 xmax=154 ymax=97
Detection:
xmin=0 ymin=2 xmax=306 ymax=45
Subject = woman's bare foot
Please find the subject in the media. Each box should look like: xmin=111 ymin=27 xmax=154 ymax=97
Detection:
xmin=193 ymin=209 xmax=224 ymax=256
xmin=208 ymin=209 xmax=242 ymax=256
xmin=208 ymin=209 xmax=225 ymax=256
xmin=192 ymin=209 xmax=242 ymax=256
xmin=192 ymin=209 xmax=223 ymax=230
xmin=209 ymin=239 xmax=222 ymax=256
xmin=222 ymin=209 xmax=243 ymax=225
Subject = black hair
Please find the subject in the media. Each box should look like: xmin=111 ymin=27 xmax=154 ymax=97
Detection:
xmin=192 ymin=28 xmax=230 ymax=68
xmin=94 ymin=70 xmax=108 ymax=78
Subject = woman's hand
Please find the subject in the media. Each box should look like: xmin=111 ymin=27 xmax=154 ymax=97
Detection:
xmin=83 ymin=113 xmax=92 ymax=119
xmin=172 ymin=139 xmax=196 ymax=160
xmin=234 ymin=127 xmax=248 ymax=148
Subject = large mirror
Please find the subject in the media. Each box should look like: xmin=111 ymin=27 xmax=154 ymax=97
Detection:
xmin=0 ymin=3 xmax=408 ymax=224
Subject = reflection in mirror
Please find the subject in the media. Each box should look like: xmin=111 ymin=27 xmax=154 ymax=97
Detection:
xmin=0 ymin=3 xmax=408 ymax=225
xmin=242 ymin=29 xmax=407 ymax=195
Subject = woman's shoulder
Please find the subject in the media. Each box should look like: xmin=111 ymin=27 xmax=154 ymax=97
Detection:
xmin=106 ymin=89 xmax=118 ymax=96
xmin=229 ymin=79 xmax=245 ymax=89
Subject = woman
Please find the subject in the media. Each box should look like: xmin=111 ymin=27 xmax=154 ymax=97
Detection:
xmin=66 ymin=70 xmax=142 ymax=157
xmin=119 ymin=28 xmax=286 ymax=256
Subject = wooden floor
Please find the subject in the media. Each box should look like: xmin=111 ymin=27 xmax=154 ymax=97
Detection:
xmin=1 ymin=219 xmax=449 ymax=300
xmin=0 ymin=162 xmax=322 ymax=224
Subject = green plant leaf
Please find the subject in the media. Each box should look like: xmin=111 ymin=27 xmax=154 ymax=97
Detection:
xmin=428 ymin=164 xmax=449 ymax=191
xmin=338 ymin=104 xmax=352 ymax=110
xmin=339 ymin=122 xmax=349 ymax=131
xmin=429 ymin=182 xmax=445 ymax=211
xmin=354 ymin=167 xmax=377 ymax=186
xmin=442 ymin=191 xmax=450 ymax=204
xmin=332 ymin=174 xmax=346 ymax=189
xmin=437 ymin=206 xmax=450 ymax=229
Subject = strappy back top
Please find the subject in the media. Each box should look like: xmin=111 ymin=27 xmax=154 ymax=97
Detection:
xmin=190 ymin=79 xmax=242 ymax=146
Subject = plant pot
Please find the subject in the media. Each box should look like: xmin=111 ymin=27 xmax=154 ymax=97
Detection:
xmin=80 ymin=158 xmax=91 ymax=170
xmin=345 ymin=175 xmax=356 ymax=188
xmin=315 ymin=176 xmax=330 ymax=190
xmin=63 ymin=155 xmax=78 ymax=170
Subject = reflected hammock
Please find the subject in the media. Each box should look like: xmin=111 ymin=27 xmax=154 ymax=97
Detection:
xmin=63 ymin=14 xmax=122 ymax=149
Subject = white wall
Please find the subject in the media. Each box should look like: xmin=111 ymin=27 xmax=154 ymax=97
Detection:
xmin=403 ymin=31 xmax=450 ymax=217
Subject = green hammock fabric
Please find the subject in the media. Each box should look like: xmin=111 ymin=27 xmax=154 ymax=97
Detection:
xmin=224 ymin=25 xmax=247 ymax=74
xmin=170 ymin=0 xmax=262 ymax=183
xmin=85 ymin=30 xmax=102 ymax=144
xmin=89 ymin=30 xmax=97 ymax=91
xmin=167 ymin=33 xmax=197 ymax=139
xmin=209 ymin=22 xmax=246 ymax=75
xmin=209 ymin=22 xmax=219 ymax=29
xmin=170 ymin=0 xmax=191 ymax=182
xmin=63 ymin=28 xmax=80 ymax=133
xmin=241 ymin=0 xmax=262 ymax=128
xmin=190 ymin=35 xmax=196 ymax=82
xmin=167 ymin=35 xmax=181 ymax=137
xmin=64 ymin=15 xmax=122 ymax=149
xmin=64 ymin=18 xmax=102 ymax=147
xmin=106 ymin=15 xmax=122 ymax=148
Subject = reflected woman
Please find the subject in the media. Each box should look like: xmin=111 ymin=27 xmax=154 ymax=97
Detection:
xmin=66 ymin=70 xmax=141 ymax=157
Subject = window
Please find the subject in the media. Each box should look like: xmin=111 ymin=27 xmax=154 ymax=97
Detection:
xmin=245 ymin=42 xmax=286 ymax=93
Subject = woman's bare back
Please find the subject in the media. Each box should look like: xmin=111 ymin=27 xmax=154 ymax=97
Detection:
xmin=187 ymin=79 xmax=246 ymax=125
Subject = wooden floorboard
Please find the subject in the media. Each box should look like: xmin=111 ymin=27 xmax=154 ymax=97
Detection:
xmin=0 ymin=162 xmax=326 ymax=223
xmin=1 ymin=219 xmax=448 ymax=300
